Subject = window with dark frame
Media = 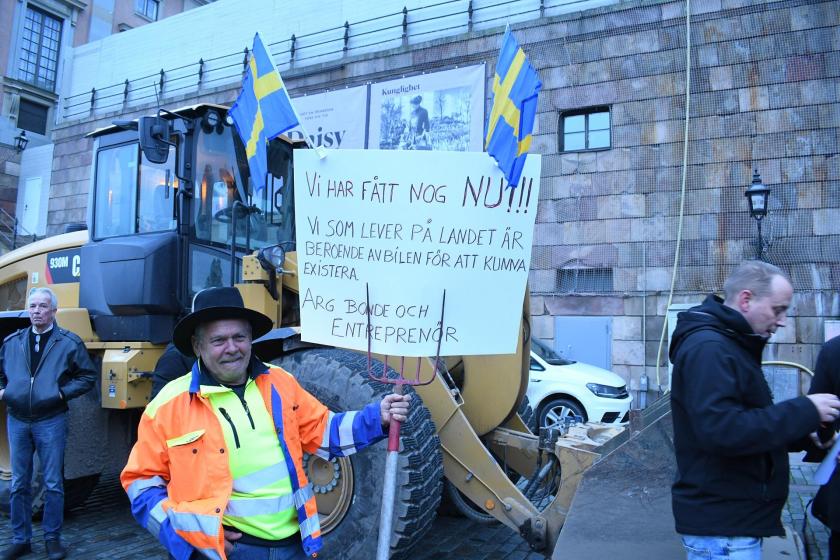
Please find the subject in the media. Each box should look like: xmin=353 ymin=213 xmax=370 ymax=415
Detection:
xmin=135 ymin=0 xmax=160 ymax=20
xmin=560 ymin=107 xmax=611 ymax=152
xmin=17 ymin=99 xmax=49 ymax=135
xmin=557 ymin=268 xmax=613 ymax=294
xmin=18 ymin=6 xmax=62 ymax=92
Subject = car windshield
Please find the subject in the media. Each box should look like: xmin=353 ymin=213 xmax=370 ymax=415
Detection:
xmin=531 ymin=338 xmax=575 ymax=366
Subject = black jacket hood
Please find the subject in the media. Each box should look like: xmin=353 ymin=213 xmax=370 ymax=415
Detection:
xmin=669 ymin=294 xmax=768 ymax=364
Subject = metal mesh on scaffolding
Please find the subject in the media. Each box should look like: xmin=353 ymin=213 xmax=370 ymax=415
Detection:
xmin=523 ymin=0 xmax=840 ymax=297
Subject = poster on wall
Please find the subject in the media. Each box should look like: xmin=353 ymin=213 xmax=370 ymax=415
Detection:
xmin=286 ymin=85 xmax=368 ymax=149
xmin=368 ymin=64 xmax=485 ymax=152
xmin=293 ymin=148 xmax=541 ymax=357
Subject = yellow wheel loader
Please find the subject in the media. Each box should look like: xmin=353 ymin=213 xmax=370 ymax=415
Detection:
xmin=0 ymin=104 xmax=806 ymax=559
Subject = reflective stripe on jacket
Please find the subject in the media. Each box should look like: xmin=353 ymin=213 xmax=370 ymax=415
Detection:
xmin=121 ymin=360 xmax=386 ymax=560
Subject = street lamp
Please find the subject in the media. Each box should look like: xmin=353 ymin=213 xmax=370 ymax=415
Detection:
xmin=744 ymin=169 xmax=770 ymax=260
xmin=14 ymin=130 xmax=28 ymax=153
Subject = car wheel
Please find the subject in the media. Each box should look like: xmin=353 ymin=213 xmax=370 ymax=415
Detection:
xmin=538 ymin=397 xmax=587 ymax=429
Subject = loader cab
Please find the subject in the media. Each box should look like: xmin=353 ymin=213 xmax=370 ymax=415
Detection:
xmin=83 ymin=104 xmax=297 ymax=341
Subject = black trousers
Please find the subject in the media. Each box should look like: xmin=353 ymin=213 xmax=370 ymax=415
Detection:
xmin=830 ymin=530 xmax=840 ymax=560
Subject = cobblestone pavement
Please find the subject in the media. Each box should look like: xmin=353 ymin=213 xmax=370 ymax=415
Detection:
xmin=788 ymin=455 xmax=829 ymax=560
xmin=0 ymin=455 xmax=829 ymax=559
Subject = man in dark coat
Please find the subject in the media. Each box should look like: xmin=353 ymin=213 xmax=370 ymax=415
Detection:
xmin=807 ymin=335 xmax=840 ymax=558
xmin=0 ymin=287 xmax=96 ymax=560
xmin=669 ymin=260 xmax=840 ymax=559
xmin=149 ymin=342 xmax=194 ymax=400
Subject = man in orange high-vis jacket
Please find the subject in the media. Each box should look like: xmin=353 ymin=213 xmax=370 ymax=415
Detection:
xmin=121 ymin=287 xmax=410 ymax=560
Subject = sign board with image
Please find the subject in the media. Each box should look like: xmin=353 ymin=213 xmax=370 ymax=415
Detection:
xmin=287 ymin=86 xmax=368 ymax=149
xmin=368 ymin=65 xmax=485 ymax=152
xmin=294 ymin=148 xmax=540 ymax=357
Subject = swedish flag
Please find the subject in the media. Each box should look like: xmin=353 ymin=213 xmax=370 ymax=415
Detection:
xmin=230 ymin=33 xmax=299 ymax=193
xmin=485 ymin=28 xmax=542 ymax=189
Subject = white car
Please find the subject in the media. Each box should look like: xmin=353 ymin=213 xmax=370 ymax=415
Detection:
xmin=526 ymin=338 xmax=632 ymax=428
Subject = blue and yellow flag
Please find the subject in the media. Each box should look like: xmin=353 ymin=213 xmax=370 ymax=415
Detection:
xmin=230 ymin=33 xmax=299 ymax=193
xmin=484 ymin=28 xmax=542 ymax=189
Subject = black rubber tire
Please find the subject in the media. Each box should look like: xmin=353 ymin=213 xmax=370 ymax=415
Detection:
xmin=274 ymin=348 xmax=443 ymax=559
xmin=518 ymin=395 xmax=538 ymax=433
xmin=444 ymin=479 xmax=497 ymax=524
xmin=537 ymin=397 xmax=587 ymax=430
xmin=0 ymin=472 xmax=100 ymax=517
xmin=63 ymin=473 xmax=100 ymax=512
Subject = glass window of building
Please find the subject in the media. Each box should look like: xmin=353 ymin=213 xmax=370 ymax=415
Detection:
xmin=560 ymin=107 xmax=611 ymax=152
xmin=19 ymin=7 xmax=62 ymax=91
xmin=18 ymin=99 xmax=49 ymax=135
xmin=135 ymin=0 xmax=160 ymax=20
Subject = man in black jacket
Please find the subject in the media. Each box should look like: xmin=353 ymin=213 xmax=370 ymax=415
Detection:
xmin=670 ymin=261 xmax=840 ymax=559
xmin=0 ymin=287 xmax=96 ymax=560
xmin=149 ymin=342 xmax=193 ymax=400
xmin=806 ymin=335 xmax=840 ymax=558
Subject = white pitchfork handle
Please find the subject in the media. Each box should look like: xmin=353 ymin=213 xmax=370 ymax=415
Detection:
xmin=376 ymin=384 xmax=403 ymax=560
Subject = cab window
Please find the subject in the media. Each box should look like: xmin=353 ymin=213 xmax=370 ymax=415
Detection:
xmin=188 ymin=125 xmax=295 ymax=300
xmin=93 ymin=143 xmax=176 ymax=239
xmin=192 ymin=127 xmax=293 ymax=252
xmin=138 ymin=155 xmax=178 ymax=233
xmin=192 ymin=127 xmax=246 ymax=247
xmin=93 ymin=144 xmax=136 ymax=238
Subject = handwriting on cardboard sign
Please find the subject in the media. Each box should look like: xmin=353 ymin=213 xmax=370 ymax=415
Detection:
xmin=294 ymin=149 xmax=541 ymax=357
xmin=306 ymin=169 xmax=533 ymax=212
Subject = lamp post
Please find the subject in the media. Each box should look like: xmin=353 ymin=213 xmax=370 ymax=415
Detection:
xmin=744 ymin=169 xmax=770 ymax=261
xmin=14 ymin=130 xmax=28 ymax=153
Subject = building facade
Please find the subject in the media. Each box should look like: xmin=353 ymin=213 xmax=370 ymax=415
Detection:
xmin=0 ymin=0 xmax=214 ymax=241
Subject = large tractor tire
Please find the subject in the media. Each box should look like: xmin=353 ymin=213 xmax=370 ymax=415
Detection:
xmin=274 ymin=348 xmax=443 ymax=559
xmin=518 ymin=394 xmax=538 ymax=433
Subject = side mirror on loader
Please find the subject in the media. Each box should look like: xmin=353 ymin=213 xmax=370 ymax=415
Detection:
xmin=139 ymin=116 xmax=171 ymax=164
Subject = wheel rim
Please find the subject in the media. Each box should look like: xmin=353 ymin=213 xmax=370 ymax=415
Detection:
xmin=543 ymin=404 xmax=577 ymax=428
xmin=302 ymin=453 xmax=354 ymax=534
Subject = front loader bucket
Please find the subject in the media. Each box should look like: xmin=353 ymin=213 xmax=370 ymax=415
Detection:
xmin=552 ymin=395 xmax=681 ymax=559
xmin=552 ymin=395 xmax=804 ymax=559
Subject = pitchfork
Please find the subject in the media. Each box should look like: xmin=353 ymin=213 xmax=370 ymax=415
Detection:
xmin=365 ymin=283 xmax=445 ymax=560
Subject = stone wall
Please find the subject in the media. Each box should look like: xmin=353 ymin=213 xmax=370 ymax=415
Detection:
xmin=49 ymin=0 xmax=840 ymax=405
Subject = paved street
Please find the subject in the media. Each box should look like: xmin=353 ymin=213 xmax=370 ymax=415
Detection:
xmin=0 ymin=473 xmax=544 ymax=560
xmin=788 ymin=456 xmax=830 ymax=560
xmin=0 ymin=456 xmax=829 ymax=559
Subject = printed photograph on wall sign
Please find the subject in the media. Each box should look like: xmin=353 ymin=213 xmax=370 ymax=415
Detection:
xmin=369 ymin=65 xmax=485 ymax=152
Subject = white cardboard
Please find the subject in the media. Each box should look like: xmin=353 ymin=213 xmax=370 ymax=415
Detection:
xmin=294 ymin=149 xmax=541 ymax=357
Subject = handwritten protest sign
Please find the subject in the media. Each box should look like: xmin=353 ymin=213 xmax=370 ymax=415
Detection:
xmin=294 ymin=149 xmax=540 ymax=357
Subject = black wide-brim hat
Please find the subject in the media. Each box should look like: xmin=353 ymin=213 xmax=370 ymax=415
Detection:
xmin=172 ymin=287 xmax=274 ymax=356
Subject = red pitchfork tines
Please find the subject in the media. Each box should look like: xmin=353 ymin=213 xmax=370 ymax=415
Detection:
xmin=364 ymin=282 xmax=445 ymax=389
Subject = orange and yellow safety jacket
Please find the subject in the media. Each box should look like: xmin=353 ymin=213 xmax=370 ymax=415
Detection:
xmin=121 ymin=358 xmax=385 ymax=560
